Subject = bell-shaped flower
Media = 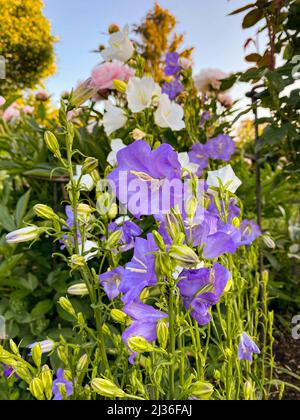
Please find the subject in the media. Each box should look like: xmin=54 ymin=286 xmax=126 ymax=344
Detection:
xmin=154 ymin=94 xmax=185 ymax=131
xmin=238 ymin=333 xmax=260 ymax=362
xmin=120 ymin=234 xmax=158 ymax=304
xmin=99 ymin=267 xmax=125 ymax=300
xmin=207 ymin=165 xmax=242 ymax=194
xmin=103 ymin=102 xmax=127 ymax=136
xmin=101 ymin=25 xmax=134 ymax=63
xmin=107 ymin=139 xmax=126 ymax=166
xmin=108 ymin=217 xmax=142 ymax=252
xmin=126 ymin=76 xmax=161 ymax=113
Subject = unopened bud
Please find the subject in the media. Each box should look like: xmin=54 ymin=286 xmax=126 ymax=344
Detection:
xmin=67 ymin=283 xmax=89 ymax=296
xmin=41 ymin=365 xmax=53 ymax=400
xmin=131 ymin=128 xmax=146 ymax=140
xmin=157 ymin=320 xmax=169 ymax=349
xmin=44 ymin=131 xmax=61 ymax=159
xmin=186 ymin=197 xmax=198 ymax=221
xmin=29 ymin=378 xmax=45 ymax=400
xmin=70 ymin=78 xmax=97 ymax=107
xmin=106 ymin=230 xmax=122 ymax=249
xmin=77 ymin=354 xmax=88 ymax=374
xmin=111 ymin=309 xmax=128 ymax=324
xmin=70 ymin=254 xmax=85 ymax=268
xmin=91 ymin=378 xmax=126 ymax=398
xmin=113 ymin=80 xmax=127 ymax=93
xmin=58 ymin=297 xmax=77 ymax=318
xmin=34 ymin=204 xmax=57 ymax=221
xmin=127 ymin=337 xmax=154 ymax=353
xmin=169 ymin=245 xmax=199 ymax=268
xmin=108 ymin=23 xmax=120 ymax=34
xmin=189 ymin=381 xmax=214 ymax=400
xmin=152 ymin=231 xmax=166 ymax=252
xmin=6 ymin=226 xmax=40 ymax=244
xmin=32 ymin=344 xmax=42 ymax=368
xmin=108 ymin=203 xmax=118 ymax=220
xmin=82 ymin=157 xmax=99 ymax=174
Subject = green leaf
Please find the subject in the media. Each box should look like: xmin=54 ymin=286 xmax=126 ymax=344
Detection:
xmin=242 ymin=8 xmax=264 ymax=28
xmin=31 ymin=300 xmax=53 ymax=320
xmin=0 ymin=204 xmax=16 ymax=231
xmin=0 ymin=255 xmax=24 ymax=277
xmin=15 ymin=189 xmax=31 ymax=228
xmin=228 ymin=3 xmax=255 ymax=16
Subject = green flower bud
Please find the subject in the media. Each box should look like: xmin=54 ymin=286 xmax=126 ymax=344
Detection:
xmin=41 ymin=365 xmax=53 ymax=400
xmin=76 ymin=354 xmax=88 ymax=374
xmin=152 ymin=231 xmax=166 ymax=252
xmin=157 ymin=320 xmax=169 ymax=349
xmin=57 ymin=346 xmax=69 ymax=365
xmin=9 ymin=340 xmax=19 ymax=355
xmin=70 ymin=78 xmax=97 ymax=107
xmin=111 ymin=309 xmax=128 ymax=324
xmin=108 ymin=203 xmax=118 ymax=220
xmin=231 ymin=217 xmax=241 ymax=229
xmin=58 ymin=297 xmax=77 ymax=318
xmin=91 ymin=378 xmax=126 ymax=399
xmin=113 ymin=80 xmax=127 ymax=93
xmin=70 ymin=254 xmax=86 ymax=268
xmin=32 ymin=343 xmax=42 ymax=369
xmin=29 ymin=378 xmax=45 ymax=400
xmin=185 ymin=196 xmax=198 ymax=221
xmin=106 ymin=230 xmax=122 ymax=249
xmin=127 ymin=337 xmax=154 ymax=353
xmin=67 ymin=283 xmax=89 ymax=296
xmin=169 ymin=245 xmax=199 ymax=268
xmin=44 ymin=131 xmax=61 ymax=159
xmin=34 ymin=204 xmax=57 ymax=221
xmin=82 ymin=157 xmax=99 ymax=175
xmin=165 ymin=212 xmax=182 ymax=240
xmin=188 ymin=381 xmax=214 ymax=400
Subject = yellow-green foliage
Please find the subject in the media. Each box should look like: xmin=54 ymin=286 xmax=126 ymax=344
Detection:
xmin=0 ymin=0 xmax=56 ymax=95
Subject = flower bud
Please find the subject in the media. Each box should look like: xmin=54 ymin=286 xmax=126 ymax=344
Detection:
xmin=70 ymin=78 xmax=97 ymax=107
xmin=169 ymin=245 xmax=199 ymax=268
xmin=165 ymin=212 xmax=181 ymax=240
xmin=111 ymin=309 xmax=128 ymax=324
xmin=29 ymin=378 xmax=45 ymax=400
xmin=108 ymin=23 xmax=120 ymax=34
xmin=32 ymin=343 xmax=42 ymax=368
xmin=231 ymin=217 xmax=241 ymax=229
xmin=70 ymin=254 xmax=86 ymax=268
xmin=9 ymin=340 xmax=19 ymax=355
xmin=36 ymin=91 xmax=49 ymax=102
xmin=131 ymin=128 xmax=146 ymax=140
xmin=67 ymin=283 xmax=89 ymax=296
xmin=185 ymin=197 xmax=198 ymax=221
xmin=44 ymin=131 xmax=61 ymax=159
xmin=41 ymin=365 xmax=53 ymax=400
xmin=77 ymin=312 xmax=86 ymax=328
xmin=91 ymin=378 xmax=126 ymax=398
xmin=57 ymin=346 xmax=69 ymax=365
xmin=77 ymin=203 xmax=93 ymax=222
xmin=244 ymin=380 xmax=255 ymax=400
xmin=6 ymin=226 xmax=39 ymax=244
xmin=113 ymin=80 xmax=127 ymax=93
xmin=106 ymin=230 xmax=122 ymax=249
xmin=34 ymin=204 xmax=57 ymax=221
xmin=262 ymin=235 xmax=276 ymax=249
xmin=189 ymin=381 xmax=214 ymax=400
xmin=213 ymin=370 xmax=221 ymax=381
xmin=152 ymin=230 xmax=166 ymax=252
xmin=58 ymin=297 xmax=77 ymax=318
xmin=108 ymin=203 xmax=118 ymax=220
xmin=127 ymin=337 xmax=154 ymax=353
xmin=157 ymin=320 xmax=169 ymax=349
xmin=76 ymin=354 xmax=88 ymax=374
xmin=82 ymin=157 xmax=99 ymax=174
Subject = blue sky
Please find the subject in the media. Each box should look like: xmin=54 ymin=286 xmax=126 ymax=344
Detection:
xmin=44 ymin=0 xmax=262 ymax=102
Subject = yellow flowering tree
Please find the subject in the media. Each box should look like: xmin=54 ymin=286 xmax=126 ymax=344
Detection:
xmin=0 ymin=0 xmax=56 ymax=95
xmin=133 ymin=2 xmax=193 ymax=81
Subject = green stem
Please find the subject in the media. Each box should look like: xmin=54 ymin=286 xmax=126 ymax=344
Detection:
xmin=168 ymin=283 xmax=176 ymax=400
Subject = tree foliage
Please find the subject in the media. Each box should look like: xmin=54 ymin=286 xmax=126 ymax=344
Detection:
xmin=0 ymin=0 xmax=56 ymax=95
xmin=133 ymin=2 xmax=193 ymax=81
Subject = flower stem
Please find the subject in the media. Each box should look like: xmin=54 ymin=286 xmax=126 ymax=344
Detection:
xmin=168 ymin=282 xmax=176 ymax=400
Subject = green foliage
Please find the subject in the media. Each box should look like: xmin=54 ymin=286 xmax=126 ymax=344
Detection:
xmin=0 ymin=0 xmax=56 ymax=95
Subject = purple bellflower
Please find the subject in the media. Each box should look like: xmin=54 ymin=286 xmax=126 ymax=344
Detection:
xmin=189 ymin=143 xmax=210 ymax=172
xmin=120 ymin=234 xmax=158 ymax=304
xmin=108 ymin=140 xmax=182 ymax=217
xmin=162 ymin=78 xmax=184 ymax=100
xmin=164 ymin=52 xmax=181 ymax=76
xmin=238 ymin=333 xmax=261 ymax=362
xmin=52 ymin=369 xmax=74 ymax=400
xmin=122 ymin=302 xmax=167 ymax=364
xmin=99 ymin=267 xmax=125 ymax=300
xmin=206 ymin=134 xmax=236 ymax=162
xmin=178 ymin=263 xmax=231 ymax=326
xmin=238 ymin=221 xmax=261 ymax=246
xmin=108 ymin=218 xmax=142 ymax=252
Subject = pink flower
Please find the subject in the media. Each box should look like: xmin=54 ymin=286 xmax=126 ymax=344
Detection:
xmin=22 ymin=105 xmax=34 ymax=115
xmin=91 ymin=61 xmax=135 ymax=90
xmin=217 ymin=93 xmax=233 ymax=108
xmin=3 ymin=104 xmax=20 ymax=122
xmin=35 ymin=90 xmax=49 ymax=101
xmin=194 ymin=68 xmax=228 ymax=93
xmin=0 ymin=96 xmax=6 ymax=107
